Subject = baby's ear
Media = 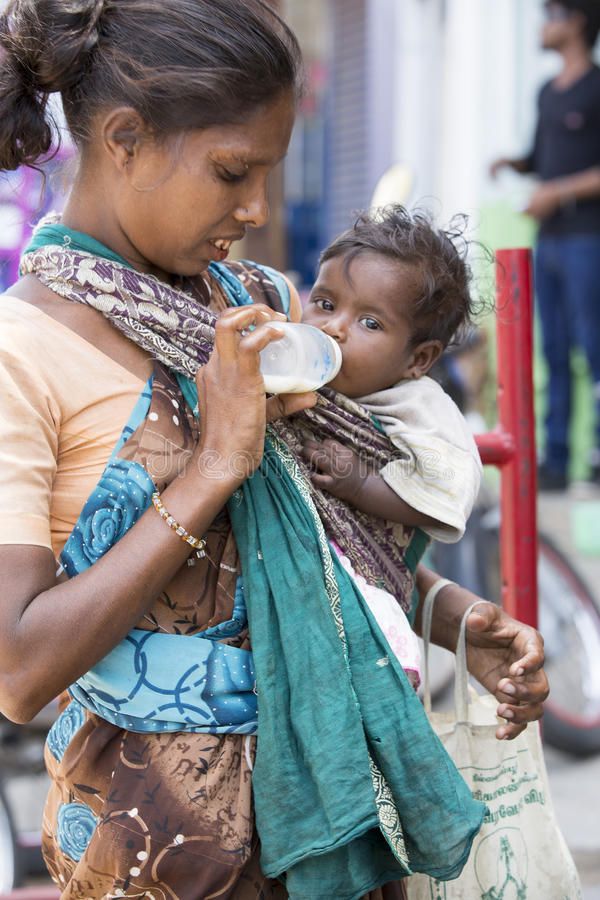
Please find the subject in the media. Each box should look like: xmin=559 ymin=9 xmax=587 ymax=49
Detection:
xmin=405 ymin=340 xmax=444 ymax=379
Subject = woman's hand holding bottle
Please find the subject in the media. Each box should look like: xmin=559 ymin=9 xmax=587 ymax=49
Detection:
xmin=194 ymin=304 xmax=316 ymax=485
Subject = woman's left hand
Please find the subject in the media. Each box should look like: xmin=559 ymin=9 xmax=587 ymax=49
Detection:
xmin=415 ymin=567 xmax=549 ymax=741
xmin=461 ymin=600 xmax=549 ymax=740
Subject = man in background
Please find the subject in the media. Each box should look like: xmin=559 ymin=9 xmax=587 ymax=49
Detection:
xmin=491 ymin=0 xmax=600 ymax=491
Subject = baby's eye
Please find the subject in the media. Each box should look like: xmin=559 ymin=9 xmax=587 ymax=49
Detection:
xmin=360 ymin=316 xmax=381 ymax=331
xmin=315 ymin=297 xmax=335 ymax=312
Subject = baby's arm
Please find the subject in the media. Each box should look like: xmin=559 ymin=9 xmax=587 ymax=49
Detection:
xmin=301 ymin=438 xmax=444 ymax=529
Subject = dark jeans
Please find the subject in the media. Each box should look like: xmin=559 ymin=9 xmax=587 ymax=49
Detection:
xmin=535 ymin=233 xmax=600 ymax=474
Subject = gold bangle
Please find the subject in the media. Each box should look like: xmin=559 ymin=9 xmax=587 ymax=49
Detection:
xmin=151 ymin=491 xmax=206 ymax=558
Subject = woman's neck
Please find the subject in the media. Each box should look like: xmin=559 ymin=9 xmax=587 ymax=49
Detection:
xmin=61 ymin=194 xmax=174 ymax=284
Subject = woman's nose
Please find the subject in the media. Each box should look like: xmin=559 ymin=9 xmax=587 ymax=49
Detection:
xmin=235 ymin=181 xmax=270 ymax=229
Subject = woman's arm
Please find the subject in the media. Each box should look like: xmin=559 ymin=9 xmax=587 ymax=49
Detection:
xmin=0 ymin=304 xmax=315 ymax=723
xmin=414 ymin=564 xmax=549 ymax=740
xmin=0 ymin=475 xmax=233 ymax=723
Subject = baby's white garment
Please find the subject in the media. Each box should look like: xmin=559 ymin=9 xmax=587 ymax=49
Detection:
xmin=358 ymin=375 xmax=482 ymax=543
xmin=331 ymin=542 xmax=421 ymax=689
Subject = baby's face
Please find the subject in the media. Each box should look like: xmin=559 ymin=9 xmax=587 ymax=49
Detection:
xmin=302 ymin=251 xmax=423 ymax=398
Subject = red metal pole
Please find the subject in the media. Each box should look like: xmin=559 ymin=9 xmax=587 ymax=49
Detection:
xmin=482 ymin=249 xmax=538 ymax=628
xmin=474 ymin=430 xmax=515 ymax=467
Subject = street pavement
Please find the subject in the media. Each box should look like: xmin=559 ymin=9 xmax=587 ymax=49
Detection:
xmin=546 ymin=744 xmax=600 ymax=899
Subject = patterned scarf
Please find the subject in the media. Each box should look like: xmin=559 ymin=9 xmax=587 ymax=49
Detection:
xmin=21 ymin=231 xmax=423 ymax=608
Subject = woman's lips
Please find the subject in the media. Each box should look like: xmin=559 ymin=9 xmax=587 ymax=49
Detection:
xmin=206 ymin=238 xmax=233 ymax=262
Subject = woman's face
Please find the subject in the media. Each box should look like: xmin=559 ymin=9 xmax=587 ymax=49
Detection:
xmin=109 ymin=91 xmax=295 ymax=279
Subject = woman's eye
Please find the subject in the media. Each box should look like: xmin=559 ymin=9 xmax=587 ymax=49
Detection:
xmin=315 ymin=298 xmax=334 ymax=312
xmin=218 ymin=167 xmax=248 ymax=184
xmin=361 ymin=316 xmax=381 ymax=331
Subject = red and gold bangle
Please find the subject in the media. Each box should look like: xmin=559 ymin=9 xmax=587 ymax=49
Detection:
xmin=151 ymin=491 xmax=206 ymax=558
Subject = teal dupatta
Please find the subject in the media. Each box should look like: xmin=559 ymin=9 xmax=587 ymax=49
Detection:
xmin=25 ymin=225 xmax=485 ymax=899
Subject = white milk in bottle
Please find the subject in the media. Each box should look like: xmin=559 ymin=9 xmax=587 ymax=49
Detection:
xmin=259 ymin=322 xmax=342 ymax=393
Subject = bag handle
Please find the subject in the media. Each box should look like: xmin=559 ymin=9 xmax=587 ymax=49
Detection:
xmin=421 ymin=578 xmax=489 ymax=721
xmin=454 ymin=600 xmax=490 ymax=722
xmin=421 ymin=578 xmax=454 ymax=713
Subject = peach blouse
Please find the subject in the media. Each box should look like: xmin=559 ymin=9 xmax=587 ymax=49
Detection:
xmin=0 ymin=297 xmax=144 ymax=557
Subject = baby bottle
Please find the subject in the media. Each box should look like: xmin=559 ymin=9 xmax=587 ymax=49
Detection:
xmin=259 ymin=322 xmax=342 ymax=394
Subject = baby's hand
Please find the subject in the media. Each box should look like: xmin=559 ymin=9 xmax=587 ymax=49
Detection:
xmin=301 ymin=439 xmax=367 ymax=503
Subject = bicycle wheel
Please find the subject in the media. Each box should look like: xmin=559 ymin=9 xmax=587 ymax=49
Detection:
xmin=537 ymin=534 xmax=600 ymax=756
xmin=0 ymin=780 xmax=19 ymax=892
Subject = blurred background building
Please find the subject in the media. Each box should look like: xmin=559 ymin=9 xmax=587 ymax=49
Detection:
xmin=0 ymin=0 xmax=581 ymax=287
xmin=279 ymin=0 xmax=558 ymax=285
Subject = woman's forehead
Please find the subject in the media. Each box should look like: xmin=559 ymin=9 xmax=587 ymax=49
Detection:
xmin=186 ymin=93 xmax=295 ymax=163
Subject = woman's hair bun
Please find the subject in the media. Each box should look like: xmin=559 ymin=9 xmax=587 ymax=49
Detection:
xmin=0 ymin=0 xmax=302 ymax=172
xmin=0 ymin=0 xmax=105 ymax=169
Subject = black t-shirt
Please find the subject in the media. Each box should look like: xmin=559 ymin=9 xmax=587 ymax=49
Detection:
xmin=527 ymin=65 xmax=600 ymax=236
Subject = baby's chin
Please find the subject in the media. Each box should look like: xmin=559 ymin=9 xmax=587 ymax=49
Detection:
xmin=325 ymin=372 xmax=362 ymax=398
xmin=327 ymin=371 xmax=399 ymax=398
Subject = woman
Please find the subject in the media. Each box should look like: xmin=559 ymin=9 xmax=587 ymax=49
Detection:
xmin=0 ymin=1 xmax=548 ymax=898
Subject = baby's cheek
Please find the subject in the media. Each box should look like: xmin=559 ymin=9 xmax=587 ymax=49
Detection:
xmin=325 ymin=371 xmax=345 ymax=392
xmin=327 ymin=363 xmax=366 ymax=399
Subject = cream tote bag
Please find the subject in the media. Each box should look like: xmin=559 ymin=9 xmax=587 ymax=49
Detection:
xmin=406 ymin=589 xmax=582 ymax=900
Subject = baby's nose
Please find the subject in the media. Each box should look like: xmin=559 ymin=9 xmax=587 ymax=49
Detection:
xmin=321 ymin=317 xmax=347 ymax=342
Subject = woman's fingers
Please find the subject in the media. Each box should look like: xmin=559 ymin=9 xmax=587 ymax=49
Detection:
xmin=496 ymin=673 xmax=549 ymax=706
xmin=497 ymin=699 xmax=545 ymax=724
xmin=214 ymin=305 xmax=286 ymax=362
xmin=238 ymin=323 xmax=286 ymax=363
xmin=508 ymin=637 xmax=546 ymax=678
xmin=218 ymin=303 xmax=286 ymax=325
xmin=496 ymin=721 xmax=527 ymax=741
xmin=495 ymin=701 xmax=546 ymax=740
xmin=496 ymin=663 xmax=549 ymax=740
xmin=216 ymin=303 xmax=285 ymax=333
xmin=196 ymin=305 xmax=289 ymax=470
xmin=461 ymin=600 xmax=549 ymax=742
xmin=464 ymin=602 xmax=499 ymax=633
xmin=466 ymin=604 xmax=547 ymax=688
xmin=266 ymin=392 xmax=317 ymax=422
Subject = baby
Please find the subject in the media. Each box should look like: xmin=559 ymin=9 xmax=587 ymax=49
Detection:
xmin=301 ymin=206 xmax=483 ymax=686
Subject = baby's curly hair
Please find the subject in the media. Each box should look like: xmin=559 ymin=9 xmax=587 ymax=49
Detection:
xmin=319 ymin=205 xmax=477 ymax=349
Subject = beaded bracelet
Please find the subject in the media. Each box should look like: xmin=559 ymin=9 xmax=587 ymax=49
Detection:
xmin=151 ymin=491 xmax=206 ymax=559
